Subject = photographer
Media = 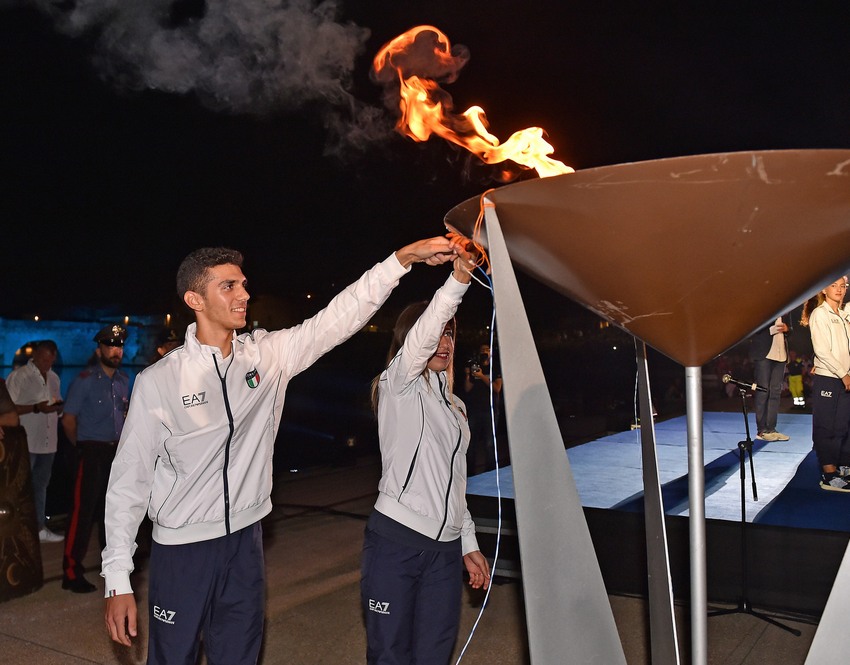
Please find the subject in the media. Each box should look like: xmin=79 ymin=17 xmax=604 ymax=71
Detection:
xmin=463 ymin=343 xmax=502 ymax=474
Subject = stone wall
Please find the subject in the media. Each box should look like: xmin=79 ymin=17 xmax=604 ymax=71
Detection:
xmin=0 ymin=317 xmax=164 ymax=369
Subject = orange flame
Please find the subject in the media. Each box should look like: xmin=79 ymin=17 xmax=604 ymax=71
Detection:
xmin=373 ymin=26 xmax=573 ymax=179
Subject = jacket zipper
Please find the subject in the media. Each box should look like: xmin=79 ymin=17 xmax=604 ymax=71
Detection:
xmin=214 ymin=353 xmax=235 ymax=534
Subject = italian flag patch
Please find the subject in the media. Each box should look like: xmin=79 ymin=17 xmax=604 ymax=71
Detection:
xmin=245 ymin=369 xmax=261 ymax=389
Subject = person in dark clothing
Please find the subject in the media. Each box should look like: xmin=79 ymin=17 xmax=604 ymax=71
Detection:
xmin=748 ymin=314 xmax=790 ymax=441
xmin=463 ymin=343 xmax=502 ymax=474
xmin=61 ymin=324 xmax=130 ymax=593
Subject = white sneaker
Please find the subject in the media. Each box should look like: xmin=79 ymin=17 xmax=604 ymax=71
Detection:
xmin=38 ymin=527 xmax=64 ymax=543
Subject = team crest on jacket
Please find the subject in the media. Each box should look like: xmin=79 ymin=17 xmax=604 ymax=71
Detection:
xmin=245 ymin=369 xmax=261 ymax=389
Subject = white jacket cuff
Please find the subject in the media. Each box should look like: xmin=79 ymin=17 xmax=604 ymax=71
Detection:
xmin=103 ymin=571 xmax=134 ymax=598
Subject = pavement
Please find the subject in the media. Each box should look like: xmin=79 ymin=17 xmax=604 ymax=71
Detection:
xmin=0 ymin=450 xmax=820 ymax=665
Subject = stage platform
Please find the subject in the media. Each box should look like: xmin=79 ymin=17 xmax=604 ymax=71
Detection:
xmin=467 ymin=411 xmax=850 ymax=619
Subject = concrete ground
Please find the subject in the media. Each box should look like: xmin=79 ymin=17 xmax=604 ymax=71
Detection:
xmin=1 ymin=456 xmax=818 ymax=664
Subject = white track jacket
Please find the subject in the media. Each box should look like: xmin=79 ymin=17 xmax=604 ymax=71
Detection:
xmin=373 ymin=273 xmax=480 ymax=555
xmin=810 ymin=301 xmax=850 ymax=379
xmin=102 ymin=253 xmax=409 ymax=596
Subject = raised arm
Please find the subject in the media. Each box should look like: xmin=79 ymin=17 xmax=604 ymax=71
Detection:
xmin=395 ymin=234 xmax=468 ymax=268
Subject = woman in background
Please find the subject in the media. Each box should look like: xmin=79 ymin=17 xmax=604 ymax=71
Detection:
xmin=801 ymin=276 xmax=850 ymax=491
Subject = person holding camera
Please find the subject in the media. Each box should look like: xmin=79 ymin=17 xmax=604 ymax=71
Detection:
xmin=464 ymin=342 xmax=502 ymax=474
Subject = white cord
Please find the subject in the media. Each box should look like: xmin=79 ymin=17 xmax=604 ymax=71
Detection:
xmin=455 ymin=267 xmax=500 ymax=664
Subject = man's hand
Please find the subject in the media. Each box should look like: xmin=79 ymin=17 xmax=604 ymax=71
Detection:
xmin=463 ymin=550 xmax=492 ymax=590
xmin=105 ymin=593 xmax=138 ymax=646
xmin=395 ymin=235 xmax=468 ymax=268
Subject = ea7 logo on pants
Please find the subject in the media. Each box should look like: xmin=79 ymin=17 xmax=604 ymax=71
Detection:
xmin=153 ymin=605 xmax=177 ymax=624
xmin=368 ymin=599 xmax=390 ymax=615
xmin=821 ymin=390 xmax=833 ymax=398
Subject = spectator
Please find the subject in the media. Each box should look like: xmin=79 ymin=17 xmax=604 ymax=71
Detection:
xmin=787 ymin=349 xmax=807 ymax=409
xmin=463 ymin=342 xmax=503 ymax=473
xmin=748 ymin=314 xmax=791 ymax=441
xmin=800 ymin=277 xmax=850 ymax=491
xmin=149 ymin=327 xmax=183 ymax=364
xmin=62 ymin=325 xmax=130 ymax=592
xmin=6 ymin=340 xmax=64 ymax=543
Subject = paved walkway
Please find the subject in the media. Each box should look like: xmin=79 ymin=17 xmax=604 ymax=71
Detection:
xmin=1 ymin=457 xmax=818 ymax=664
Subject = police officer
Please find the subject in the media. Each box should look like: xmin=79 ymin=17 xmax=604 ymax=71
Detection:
xmin=61 ymin=324 xmax=131 ymax=593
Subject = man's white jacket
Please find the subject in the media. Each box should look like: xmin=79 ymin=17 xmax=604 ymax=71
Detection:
xmin=102 ymin=253 xmax=409 ymax=596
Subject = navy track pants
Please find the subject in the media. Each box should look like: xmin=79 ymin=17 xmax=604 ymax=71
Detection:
xmin=361 ymin=526 xmax=462 ymax=665
xmin=147 ymin=522 xmax=265 ymax=665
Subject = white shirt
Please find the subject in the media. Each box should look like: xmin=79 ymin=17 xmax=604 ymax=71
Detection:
xmin=6 ymin=360 xmax=61 ymax=454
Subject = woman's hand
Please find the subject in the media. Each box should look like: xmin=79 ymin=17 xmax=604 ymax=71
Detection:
xmin=463 ymin=550 xmax=492 ymax=590
xmin=447 ymin=232 xmax=478 ymax=284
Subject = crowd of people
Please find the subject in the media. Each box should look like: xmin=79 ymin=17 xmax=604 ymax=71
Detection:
xmin=5 ymin=236 xmax=846 ymax=661
xmin=715 ymin=274 xmax=850 ymax=493
xmin=0 ymin=232 xmax=493 ymax=663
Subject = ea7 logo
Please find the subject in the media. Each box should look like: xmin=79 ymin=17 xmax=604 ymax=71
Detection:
xmin=368 ymin=599 xmax=390 ymax=615
xmin=821 ymin=390 xmax=833 ymax=398
xmin=182 ymin=392 xmax=207 ymax=408
xmin=153 ymin=606 xmax=176 ymax=624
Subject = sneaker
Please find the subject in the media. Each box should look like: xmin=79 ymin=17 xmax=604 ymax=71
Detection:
xmin=38 ymin=527 xmax=64 ymax=543
xmin=771 ymin=431 xmax=790 ymax=441
xmin=756 ymin=431 xmax=780 ymax=442
xmin=820 ymin=474 xmax=850 ymax=492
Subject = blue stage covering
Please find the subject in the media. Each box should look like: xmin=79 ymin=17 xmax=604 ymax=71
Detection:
xmin=466 ymin=411 xmax=850 ymax=533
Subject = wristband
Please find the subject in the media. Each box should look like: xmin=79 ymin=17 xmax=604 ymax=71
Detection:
xmin=32 ymin=403 xmax=39 ymax=413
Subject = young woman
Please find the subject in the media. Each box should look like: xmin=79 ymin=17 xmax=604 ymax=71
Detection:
xmin=801 ymin=276 xmax=850 ymax=491
xmin=361 ymin=237 xmax=491 ymax=664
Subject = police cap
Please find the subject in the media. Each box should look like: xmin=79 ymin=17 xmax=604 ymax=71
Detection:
xmin=156 ymin=328 xmax=182 ymax=346
xmin=94 ymin=324 xmax=127 ymax=347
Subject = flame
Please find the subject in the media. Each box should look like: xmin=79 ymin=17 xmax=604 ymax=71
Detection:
xmin=373 ymin=26 xmax=573 ymax=179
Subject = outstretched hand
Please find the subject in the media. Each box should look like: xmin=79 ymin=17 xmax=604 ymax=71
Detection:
xmin=396 ymin=235 xmax=469 ymax=268
xmin=448 ymin=232 xmax=478 ymax=284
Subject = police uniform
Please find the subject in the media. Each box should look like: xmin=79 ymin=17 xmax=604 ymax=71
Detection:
xmin=62 ymin=324 xmax=131 ymax=592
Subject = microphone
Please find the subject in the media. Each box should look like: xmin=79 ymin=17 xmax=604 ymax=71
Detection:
xmin=722 ymin=374 xmax=767 ymax=393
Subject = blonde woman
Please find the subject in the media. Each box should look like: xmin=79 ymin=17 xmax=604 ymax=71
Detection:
xmin=802 ymin=276 xmax=850 ymax=491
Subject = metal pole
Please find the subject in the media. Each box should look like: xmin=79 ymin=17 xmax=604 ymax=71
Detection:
xmin=686 ymin=366 xmax=707 ymax=665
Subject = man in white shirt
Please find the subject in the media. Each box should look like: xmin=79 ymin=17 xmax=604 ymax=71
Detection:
xmin=6 ymin=340 xmax=65 ymax=542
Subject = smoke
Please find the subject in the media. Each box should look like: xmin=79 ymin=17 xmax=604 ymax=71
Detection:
xmin=27 ymin=0 xmax=392 ymax=146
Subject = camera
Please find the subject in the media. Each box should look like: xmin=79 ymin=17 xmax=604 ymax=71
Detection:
xmin=468 ymin=352 xmax=486 ymax=376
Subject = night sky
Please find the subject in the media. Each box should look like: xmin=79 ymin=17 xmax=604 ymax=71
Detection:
xmin=3 ymin=1 xmax=849 ymax=327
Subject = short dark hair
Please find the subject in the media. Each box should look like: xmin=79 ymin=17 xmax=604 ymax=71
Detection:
xmin=35 ymin=339 xmax=58 ymax=353
xmin=176 ymin=247 xmax=244 ymax=297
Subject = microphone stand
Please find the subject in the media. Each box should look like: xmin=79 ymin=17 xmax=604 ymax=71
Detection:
xmin=707 ymin=387 xmax=800 ymax=635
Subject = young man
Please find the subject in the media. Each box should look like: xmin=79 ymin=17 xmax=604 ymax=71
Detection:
xmin=102 ymin=235 xmax=468 ymax=663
